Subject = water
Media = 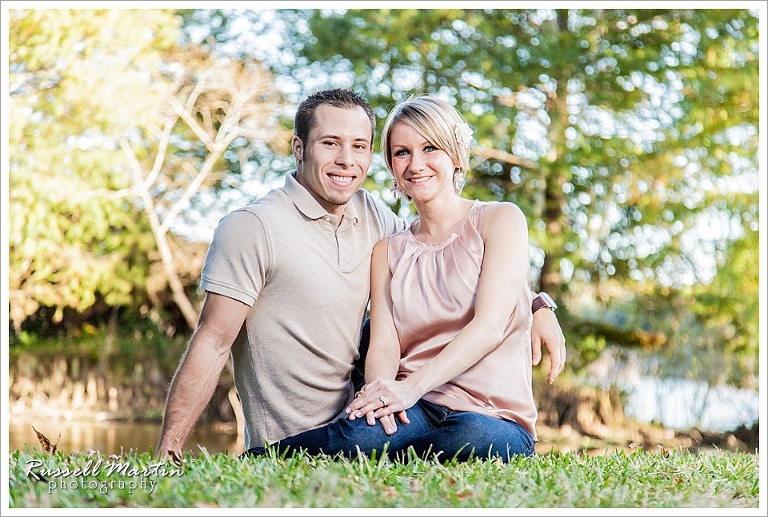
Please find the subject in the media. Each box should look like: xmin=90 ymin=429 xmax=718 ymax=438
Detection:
xmin=622 ymin=375 xmax=760 ymax=433
xmin=586 ymin=351 xmax=760 ymax=434
xmin=8 ymin=419 xmax=243 ymax=458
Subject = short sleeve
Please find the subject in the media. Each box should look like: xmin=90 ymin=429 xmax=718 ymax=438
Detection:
xmin=370 ymin=196 xmax=408 ymax=239
xmin=199 ymin=208 xmax=271 ymax=306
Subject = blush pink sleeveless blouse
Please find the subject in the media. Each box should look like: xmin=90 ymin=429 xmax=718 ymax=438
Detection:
xmin=387 ymin=200 xmax=538 ymax=439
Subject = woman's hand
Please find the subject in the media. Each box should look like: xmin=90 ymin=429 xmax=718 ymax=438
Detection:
xmin=347 ymin=379 xmax=415 ymax=435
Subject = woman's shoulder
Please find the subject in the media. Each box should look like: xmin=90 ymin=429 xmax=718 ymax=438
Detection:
xmin=373 ymin=235 xmax=391 ymax=253
xmin=477 ymin=200 xmax=524 ymax=220
xmin=476 ymin=200 xmax=527 ymax=235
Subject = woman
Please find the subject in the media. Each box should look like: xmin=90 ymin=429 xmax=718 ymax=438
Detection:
xmin=345 ymin=95 xmax=538 ymax=462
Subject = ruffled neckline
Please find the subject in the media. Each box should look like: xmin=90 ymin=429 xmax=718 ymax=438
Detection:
xmin=407 ymin=200 xmax=480 ymax=248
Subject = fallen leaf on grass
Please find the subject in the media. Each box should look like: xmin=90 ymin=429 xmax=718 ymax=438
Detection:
xmin=31 ymin=426 xmax=60 ymax=454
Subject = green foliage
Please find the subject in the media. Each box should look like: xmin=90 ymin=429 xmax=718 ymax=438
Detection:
xmin=8 ymin=9 xmax=181 ymax=331
xmin=573 ymin=334 xmax=608 ymax=372
xmin=7 ymin=9 xmax=760 ymax=390
xmin=8 ymin=320 xmax=189 ymax=376
xmin=690 ymin=223 xmax=760 ymax=384
xmin=624 ymin=224 xmax=760 ymax=389
xmin=268 ymin=8 xmax=759 ymax=386
xmin=8 ymin=448 xmax=759 ymax=508
xmin=8 ymin=9 xmax=293 ymax=335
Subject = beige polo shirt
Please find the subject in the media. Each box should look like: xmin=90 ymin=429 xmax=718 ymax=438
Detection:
xmin=200 ymin=172 xmax=405 ymax=448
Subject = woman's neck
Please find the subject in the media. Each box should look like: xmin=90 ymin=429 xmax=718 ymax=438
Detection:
xmin=411 ymin=195 xmax=474 ymax=245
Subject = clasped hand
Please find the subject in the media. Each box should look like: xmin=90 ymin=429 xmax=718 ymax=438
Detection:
xmin=345 ymin=379 xmax=414 ymax=436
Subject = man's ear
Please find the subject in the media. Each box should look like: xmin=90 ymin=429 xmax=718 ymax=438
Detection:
xmin=292 ymin=135 xmax=304 ymax=162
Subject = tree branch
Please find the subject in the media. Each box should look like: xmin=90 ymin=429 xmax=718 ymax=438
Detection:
xmin=471 ymin=145 xmax=539 ymax=170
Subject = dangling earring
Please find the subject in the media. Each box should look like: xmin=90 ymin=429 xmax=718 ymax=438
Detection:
xmin=453 ymin=170 xmax=465 ymax=194
xmin=390 ymin=180 xmax=402 ymax=200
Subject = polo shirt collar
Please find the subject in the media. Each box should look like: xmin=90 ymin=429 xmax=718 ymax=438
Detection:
xmin=283 ymin=171 xmax=360 ymax=224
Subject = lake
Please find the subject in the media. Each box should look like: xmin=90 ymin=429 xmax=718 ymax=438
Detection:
xmin=9 ymin=418 xmax=243 ymax=458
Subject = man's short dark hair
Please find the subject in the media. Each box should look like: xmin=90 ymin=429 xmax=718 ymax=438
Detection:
xmin=294 ymin=89 xmax=375 ymax=147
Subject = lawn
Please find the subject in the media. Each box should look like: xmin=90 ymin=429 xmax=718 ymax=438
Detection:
xmin=6 ymin=445 xmax=760 ymax=510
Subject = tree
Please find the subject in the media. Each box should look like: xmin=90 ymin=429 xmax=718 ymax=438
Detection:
xmin=265 ymin=8 xmax=759 ymax=384
xmin=8 ymin=9 xmax=179 ymax=334
xmin=8 ymin=9 xmax=291 ymax=335
xmin=115 ymin=49 xmax=291 ymax=329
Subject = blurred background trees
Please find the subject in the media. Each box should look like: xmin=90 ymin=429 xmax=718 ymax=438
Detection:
xmin=7 ymin=8 xmax=760 ymax=395
xmin=8 ymin=9 xmax=291 ymax=337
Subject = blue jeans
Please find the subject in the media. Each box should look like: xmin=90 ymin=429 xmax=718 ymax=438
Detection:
xmin=247 ymin=399 xmax=534 ymax=463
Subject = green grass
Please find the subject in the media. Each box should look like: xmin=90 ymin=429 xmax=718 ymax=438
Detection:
xmin=8 ymin=446 xmax=759 ymax=508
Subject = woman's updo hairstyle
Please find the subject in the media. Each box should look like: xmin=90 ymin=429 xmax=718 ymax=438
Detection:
xmin=381 ymin=95 xmax=472 ymax=176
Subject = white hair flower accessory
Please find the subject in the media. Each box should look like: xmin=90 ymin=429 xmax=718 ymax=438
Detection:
xmin=454 ymin=121 xmax=473 ymax=148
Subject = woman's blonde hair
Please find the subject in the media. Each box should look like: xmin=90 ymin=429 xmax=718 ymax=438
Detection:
xmin=381 ymin=96 xmax=472 ymax=176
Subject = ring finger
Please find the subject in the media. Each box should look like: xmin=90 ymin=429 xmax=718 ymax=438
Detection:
xmin=351 ymin=394 xmax=386 ymax=419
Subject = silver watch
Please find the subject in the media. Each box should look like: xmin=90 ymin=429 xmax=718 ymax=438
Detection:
xmin=532 ymin=292 xmax=558 ymax=313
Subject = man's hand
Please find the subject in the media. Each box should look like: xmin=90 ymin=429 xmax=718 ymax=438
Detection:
xmin=531 ymin=307 xmax=566 ymax=384
xmin=157 ymin=442 xmax=184 ymax=464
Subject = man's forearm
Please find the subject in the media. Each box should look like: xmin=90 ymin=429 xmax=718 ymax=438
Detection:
xmin=156 ymin=337 xmax=231 ymax=458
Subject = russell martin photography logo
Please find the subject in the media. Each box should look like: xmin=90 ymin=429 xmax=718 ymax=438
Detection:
xmin=25 ymin=458 xmax=184 ymax=495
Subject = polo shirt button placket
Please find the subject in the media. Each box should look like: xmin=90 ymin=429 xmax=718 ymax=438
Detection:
xmin=338 ymin=241 xmax=350 ymax=269
xmin=336 ymin=217 xmax=354 ymax=270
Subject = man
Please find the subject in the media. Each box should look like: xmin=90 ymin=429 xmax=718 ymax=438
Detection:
xmin=156 ymin=89 xmax=565 ymax=461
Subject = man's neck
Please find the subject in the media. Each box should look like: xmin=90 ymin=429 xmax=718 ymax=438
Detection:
xmin=293 ymin=171 xmax=347 ymax=221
